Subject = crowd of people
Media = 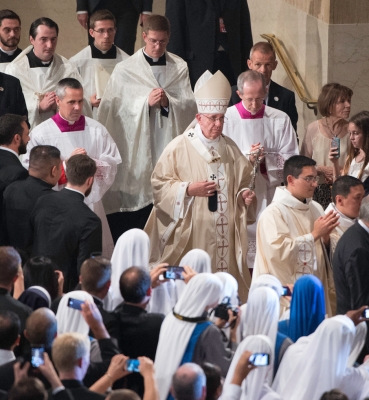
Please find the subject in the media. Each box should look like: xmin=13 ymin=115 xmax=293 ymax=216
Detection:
xmin=1 ymin=3 xmax=369 ymax=400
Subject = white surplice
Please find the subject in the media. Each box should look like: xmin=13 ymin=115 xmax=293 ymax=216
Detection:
xmin=69 ymin=45 xmax=129 ymax=119
xmin=253 ymin=187 xmax=335 ymax=316
xmin=223 ymin=105 xmax=299 ymax=268
xmin=97 ymin=48 xmax=197 ymax=213
xmin=5 ymin=45 xmax=91 ymax=128
xmin=22 ymin=116 xmax=121 ymax=258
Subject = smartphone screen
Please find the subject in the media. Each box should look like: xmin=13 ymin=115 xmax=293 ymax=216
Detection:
xmin=331 ymin=137 xmax=340 ymax=159
xmin=163 ymin=266 xmax=185 ymax=280
xmin=282 ymin=286 xmax=291 ymax=296
xmin=249 ymin=353 xmax=270 ymax=366
xmin=67 ymin=298 xmax=85 ymax=311
xmin=362 ymin=308 xmax=369 ymax=318
xmin=31 ymin=347 xmax=45 ymax=368
xmin=126 ymin=359 xmax=140 ymax=372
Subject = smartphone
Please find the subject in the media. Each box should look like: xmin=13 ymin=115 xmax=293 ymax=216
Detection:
xmin=67 ymin=297 xmax=85 ymax=311
xmin=126 ymin=359 xmax=140 ymax=372
xmin=362 ymin=308 xmax=369 ymax=318
xmin=331 ymin=137 xmax=340 ymax=159
xmin=282 ymin=286 xmax=292 ymax=296
xmin=31 ymin=347 xmax=45 ymax=368
xmin=249 ymin=353 xmax=270 ymax=366
xmin=163 ymin=266 xmax=185 ymax=280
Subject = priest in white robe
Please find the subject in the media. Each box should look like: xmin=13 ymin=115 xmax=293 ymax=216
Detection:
xmin=98 ymin=15 xmax=197 ymax=242
xmin=22 ymin=78 xmax=121 ymax=258
xmin=223 ymin=70 xmax=299 ymax=269
xmin=5 ymin=17 xmax=90 ymax=129
xmin=69 ymin=10 xmax=129 ymax=120
xmin=253 ymin=155 xmax=340 ymax=316
xmin=145 ymin=70 xmax=256 ymax=302
xmin=325 ymin=175 xmax=365 ymax=256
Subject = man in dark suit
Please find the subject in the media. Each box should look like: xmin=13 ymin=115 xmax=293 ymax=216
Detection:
xmin=0 ymin=114 xmax=29 ymax=236
xmin=230 ymin=41 xmax=298 ymax=134
xmin=333 ymin=197 xmax=369 ymax=356
xmin=113 ymin=266 xmax=164 ymax=397
xmin=0 ymin=10 xmax=22 ymax=69
xmin=0 ymin=73 xmax=28 ymax=118
xmin=31 ymin=155 xmax=102 ymax=292
xmin=76 ymin=0 xmax=153 ymax=56
xmin=3 ymin=145 xmax=61 ymax=253
xmin=0 ymin=311 xmax=20 ymax=366
xmin=166 ymin=0 xmax=253 ymax=88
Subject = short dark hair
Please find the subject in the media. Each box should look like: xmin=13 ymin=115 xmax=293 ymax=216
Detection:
xmin=55 ymin=78 xmax=83 ymax=100
xmin=0 ymin=311 xmax=20 ymax=350
xmin=25 ymin=308 xmax=57 ymax=348
xmin=119 ymin=266 xmax=151 ymax=303
xmin=332 ymin=175 xmax=363 ymax=204
xmin=89 ymin=9 xmax=116 ymax=30
xmin=29 ymin=145 xmax=61 ymax=177
xmin=143 ymin=14 xmax=170 ymax=35
xmin=23 ymin=256 xmax=59 ymax=301
xmin=65 ymin=155 xmax=96 ymax=186
xmin=0 ymin=114 xmax=26 ymax=146
xmin=202 ymin=363 xmax=221 ymax=400
xmin=0 ymin=246 xmax=21 ymax=286
xmin=107 ymin=390 xmax=140 ymax=400
xmin=29 ymin=17 xmax=59 ymax=40
xmin=319 ymin=389 xmax=349 ymax=400
xmin=0 ymin=9 xmax=21 ymax=25
xmin=80 ymin=257 xmax=111 ymax=294
xmin=283 ymin=155 xmax=317 ymax=186
xmin=8 ymin=377 xmax=47 ymax=400
xmin=317 ymin=83 xmax=353 ymax=117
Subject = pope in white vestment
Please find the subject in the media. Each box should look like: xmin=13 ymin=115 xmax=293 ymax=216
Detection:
xmin=223 ymin=71 xmax=298 ymax=268
xmin=22 ymin=79 xmax=121 ymax=258
xmin=145 ymin=71 xmax=256 ymax=301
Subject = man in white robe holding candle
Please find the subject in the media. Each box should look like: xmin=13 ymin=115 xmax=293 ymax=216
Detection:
xmin=145 ymin=70 xmax=256 ymax=301
xmin=23 ymin=78 xmax=121 ymax=258
xmin=223 ymin=70 xmax=299 ymax=270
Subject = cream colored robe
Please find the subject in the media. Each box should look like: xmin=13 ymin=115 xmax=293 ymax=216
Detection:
xmin=253 ymin=187 xmax=335 ymax=316
xmin=97 ymin=48 xmax=197 ymax=213
xmin=5 ymin=46 xmax=91 ymax=129
xmin=144 ymin=127 xmax=256 ymax=302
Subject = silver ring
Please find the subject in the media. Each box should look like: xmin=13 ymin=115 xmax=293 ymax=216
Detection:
xmin=208 ymin=190 xmax=211 ymax=194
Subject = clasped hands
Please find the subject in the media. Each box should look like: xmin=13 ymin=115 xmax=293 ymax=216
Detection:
xmin=148 ymin=88 xmax=168 ymax=108
xmin=249 ymin=143 xmax=265 ymax=165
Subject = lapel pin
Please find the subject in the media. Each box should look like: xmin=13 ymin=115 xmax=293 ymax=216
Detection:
xmin=274 ymin=96 xmax=279 ymax=101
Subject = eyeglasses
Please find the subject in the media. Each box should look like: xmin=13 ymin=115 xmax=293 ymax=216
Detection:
xmin=92 ymin=28 xmax=116 ymax=35
xmin=147 ymin=38 xmax=168 ymax=46
xmin=200 ymin=114 xmax=227 ymax=124
xmin=243 ymin=97 xmax=265 ymax=105
xmin=298 ymin=176 xmax=319 ymax=183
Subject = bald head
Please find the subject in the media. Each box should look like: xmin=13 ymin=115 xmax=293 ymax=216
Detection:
xmin=171 ymin=363 xmax=206 ymax=400
xmin=25 ymin=308 xmax=57 ymax=348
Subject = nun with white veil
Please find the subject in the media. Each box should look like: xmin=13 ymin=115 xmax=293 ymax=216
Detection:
xmin=273 ymin=314 xmax=369 ymax=400
xmin=221 ymin=335 xmax=281 ymax=400
xmin=106 ymin=228 xmax=175 ymax=315
xmin=155 ymin=273 xmax=235 ymax=400
xmin=176 ymin=249 xmax=212 ymax=301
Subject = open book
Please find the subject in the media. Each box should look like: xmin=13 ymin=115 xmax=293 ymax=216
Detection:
xmin=95 ymin=64 xmax=111 ymax=100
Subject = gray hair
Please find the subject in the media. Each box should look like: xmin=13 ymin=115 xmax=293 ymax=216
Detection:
xmin=237 ymin=70 xmax=267 ymax=95
xmin=359 ymin=196 xmax=369 ymax=222
xmin=55 ymin=78 xmax=83 ymax=100
xmin=172 ymin=363 xmax=206 ymax=400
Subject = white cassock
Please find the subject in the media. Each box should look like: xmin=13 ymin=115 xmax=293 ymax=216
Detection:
xmin=252 ymin=187 xmax=335 ymax=316
xmin=5 ymin=45 xmax=91 ymax=128
xmin=22 ymin=115 xmax=121 ymax=258
xmin=272 ymin=315 xmax=369 ymax=400
xmin=223 ymin=103 xmax=299 ymax=268
xmin=98 ymin=48 xmax=197 ymax=214
xmin=325 ymin=202 xmax=356 ymax=256
xmin=69 ymin=45 xmax=129 ymax=119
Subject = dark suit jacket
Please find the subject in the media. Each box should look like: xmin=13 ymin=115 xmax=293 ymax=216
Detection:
xmin=0 ymin=72 xmax=28 ymax=118
xmin=113 ymin=303 xmax=164 ymax=396
xmin=333 ymin=222 xmax=369 ymax=351
xmin=230 ymin=80 xmax=298 ymax=132
xmin=76 ymin=0 xmax=152 ymax=14
xmin=31 ymin=188 xmax=102 ymax=292
xmin=61 ymin=380 xmax=105 ymax=400
xmin=3 ymin=176 xmax=54 ymax=252
xmin=166 ymin=0 xmax=253 ymax=87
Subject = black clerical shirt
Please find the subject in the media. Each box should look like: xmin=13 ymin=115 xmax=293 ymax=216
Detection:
xmin=26 ymin=50 xmax=52 ymax=68
xmin=0 ymin=48 xmax=22 ymax=64
xmin=91 ymin=43 xmax=117 ymax=59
